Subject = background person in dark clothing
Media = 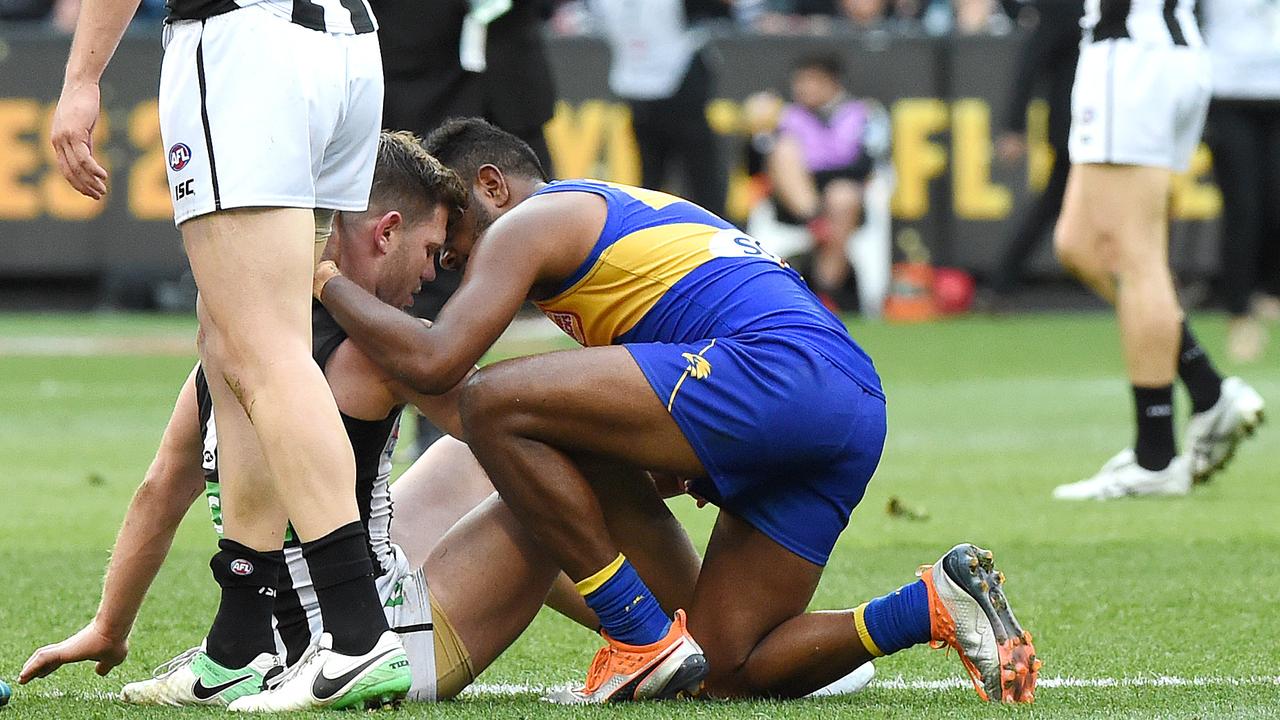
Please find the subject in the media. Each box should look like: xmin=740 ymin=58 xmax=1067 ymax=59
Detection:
xmin=372 ymin=0 xmax=558 ymax=452
xmin=985 ymin=0 xmax=1082 ymax=302
xmin=589 ymin=0 xmax=732 ymax=217
xmin=1201 ymin=0 xmax=1280 ymax=363
xmin=373 ymin=0 xmax=556 ymax=170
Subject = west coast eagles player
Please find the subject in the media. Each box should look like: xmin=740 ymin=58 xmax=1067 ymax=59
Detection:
xmin=1052 ymin=0 xmax=1265 ymax=500
xmin=312 ymin=118 xmax=1042 ymax=704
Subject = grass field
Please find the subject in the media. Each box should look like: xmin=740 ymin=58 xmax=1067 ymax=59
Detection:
xmin=1 ymin=311 xmax=1278 ymax=719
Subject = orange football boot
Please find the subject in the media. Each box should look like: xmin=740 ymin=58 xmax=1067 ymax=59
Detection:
xmin=545 ymin=609 xmax=708 ymax=704
xmin=918 ymin=543 xmax=1040 ymax=703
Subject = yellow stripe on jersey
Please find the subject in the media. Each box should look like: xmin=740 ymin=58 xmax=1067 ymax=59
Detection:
xmin=598 ymin=182 xmax=684 ymax=210
xmin=536 ymin=222 xmax=718 ymax=346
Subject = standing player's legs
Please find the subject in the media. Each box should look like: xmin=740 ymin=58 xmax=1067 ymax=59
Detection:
xmin=1053 ymin=164 xmax=1190 ymax=492
xmin=196 ymin=296 xmax=292 ymax=663
xmin=1057 ymin=164 xmax=1180 ymax=389
xmin=185 ymin=208 xmax=396 ymax=661
xmin=1048 ymin=41 xmax=1259 ymax=497
xmin=147 ymin=11 xmax=401 ymax=709
xmin=184 ymin=208 xmax=360 ymax=540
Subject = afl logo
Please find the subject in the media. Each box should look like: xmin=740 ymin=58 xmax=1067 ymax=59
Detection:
xmin=230 ymin=559 xmax=254 ymax=576
xmin=168 ymin=143 xmax=192 ymax=171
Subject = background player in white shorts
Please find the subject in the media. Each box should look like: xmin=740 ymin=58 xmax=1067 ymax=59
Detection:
xmin=1052 ymin=0 xmax=1264 ymax=500
xmin=49 ymin=0 xmax=409 ymax=709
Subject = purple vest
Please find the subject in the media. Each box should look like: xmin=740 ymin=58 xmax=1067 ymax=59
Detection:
xmin=777 ymin=100 xmax=870 ymax=172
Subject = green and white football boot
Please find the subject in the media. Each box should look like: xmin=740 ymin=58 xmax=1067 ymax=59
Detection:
xmin=228 ymin=631 xmax=411 ymax=712
xmin=120 ymin=644 xmax=282 ymax=706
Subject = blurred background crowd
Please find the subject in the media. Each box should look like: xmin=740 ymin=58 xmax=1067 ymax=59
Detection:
xmin=2 ymin=0 xmax=1278 ymax=373
xmin=2 ymin=0 xmax=1027 ymax=36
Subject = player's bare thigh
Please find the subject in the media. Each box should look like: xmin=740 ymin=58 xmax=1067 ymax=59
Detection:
xmin=390 ymin=436 xmax=495 ymax=569
xmin=1055 ymin=164 xmax=1171 ymax=284
xmin=459 ymin=345 xmax=705 ymax=478
xmin=181 ymin=207 xmax=316 ymax=362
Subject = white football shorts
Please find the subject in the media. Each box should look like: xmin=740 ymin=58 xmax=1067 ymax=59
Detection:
xmin=158 ymin=4 xmax=383 ymax=226
xmin=1068 ymin=39 xmax=1211 ymax=172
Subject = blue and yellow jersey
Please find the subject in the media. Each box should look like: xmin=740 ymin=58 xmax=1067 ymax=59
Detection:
xmin=532 ymin=180 xmax=882 ymax=396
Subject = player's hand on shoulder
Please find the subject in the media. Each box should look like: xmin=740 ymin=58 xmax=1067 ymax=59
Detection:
xmin=50 ymin=81 xmax=109 ymax=200
xmin=18 ymin=619 xmax=128 ymax=683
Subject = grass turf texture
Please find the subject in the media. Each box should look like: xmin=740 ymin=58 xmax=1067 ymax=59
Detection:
xmin=1 ymin=312 xmax=1278 ymax=719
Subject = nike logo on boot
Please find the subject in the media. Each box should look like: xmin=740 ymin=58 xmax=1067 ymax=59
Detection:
xmin=310 ymin=650 xmax=397 ymax=701
xmin=192 ymin=674 xmax=254 ymax=700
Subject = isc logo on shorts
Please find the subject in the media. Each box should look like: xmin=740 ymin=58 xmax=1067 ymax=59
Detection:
xmin=168 ymin=143 xmax=192 ymax=171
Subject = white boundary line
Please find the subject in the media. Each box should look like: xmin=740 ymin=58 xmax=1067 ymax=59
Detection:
xmin=459 ymin=675 xmax=1280 ymax=697
xmin=26 ymin=676 xmax=1280 ymax=703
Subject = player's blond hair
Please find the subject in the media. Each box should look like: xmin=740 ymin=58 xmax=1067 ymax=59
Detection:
xmin=368 ymin=130 xmax=469 ymax=229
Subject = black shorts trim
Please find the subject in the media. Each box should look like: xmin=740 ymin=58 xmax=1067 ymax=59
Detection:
xmin=337 ymin=0 xmax=374 ymax=34
xmin=195 ymin=22 xmax=223 ymax=212
xmin=393 ymin=623 xmax=434 ymax=635
xmin=1094 ymin=0 xmax=1131 ymax=42
xmin=290 ymin=0 xmax=327 ymax=32
xmin=1162 ymin=0 xmax=1188 ymax=46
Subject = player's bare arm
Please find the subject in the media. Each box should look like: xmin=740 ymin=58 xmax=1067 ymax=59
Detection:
xmin=319 ymin=190 xmax=604 ymax=395
xmin=19 ymin=367 xmax=206 ymax=683
xmin=52 ymin=0 xmax=145 ymax=199
xmin=324 ymin=335 xmax=473 ymax=438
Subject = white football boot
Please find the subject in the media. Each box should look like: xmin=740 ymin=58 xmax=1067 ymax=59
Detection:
xmin=120 ymin=644 xmax=281 ymax=707
xmin=227 ymin=631 xmax=411 ymax=712
xmin=918 ymin=544 xmax=1039 ymax=703
xmin=1185 ymin=377 xmax=1265 ymax=483
xmin=805 ymin=661 xmax=876 ymax=697
xmin=1053 ymin=450 xmax=1192 ymax=500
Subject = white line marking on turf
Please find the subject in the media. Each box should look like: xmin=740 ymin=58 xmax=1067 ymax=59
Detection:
xmin=27 ymin=676 xmax=1280 ymax=702
xmin=460 ymin=676 xmax=1280 ymax=697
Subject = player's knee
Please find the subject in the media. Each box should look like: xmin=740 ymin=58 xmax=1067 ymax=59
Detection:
xmin=202 ymin=325 xmax=308 ymax=411
xmin=1110 ymin=229 xmax=1166 ymax=275
xmin=458 ymin=367 xmax=519 ymax=443
xmin=1052 ymin=220 xmax=1089 ymax=273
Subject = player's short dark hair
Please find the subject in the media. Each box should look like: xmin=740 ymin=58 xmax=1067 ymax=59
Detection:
xmin=423 ymin=117 xmax=549 ymax=185
xmin=793 ymin=53 xmax=844 ymax=81
xmin=368 ymin=130 xmax=469 ymax=228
